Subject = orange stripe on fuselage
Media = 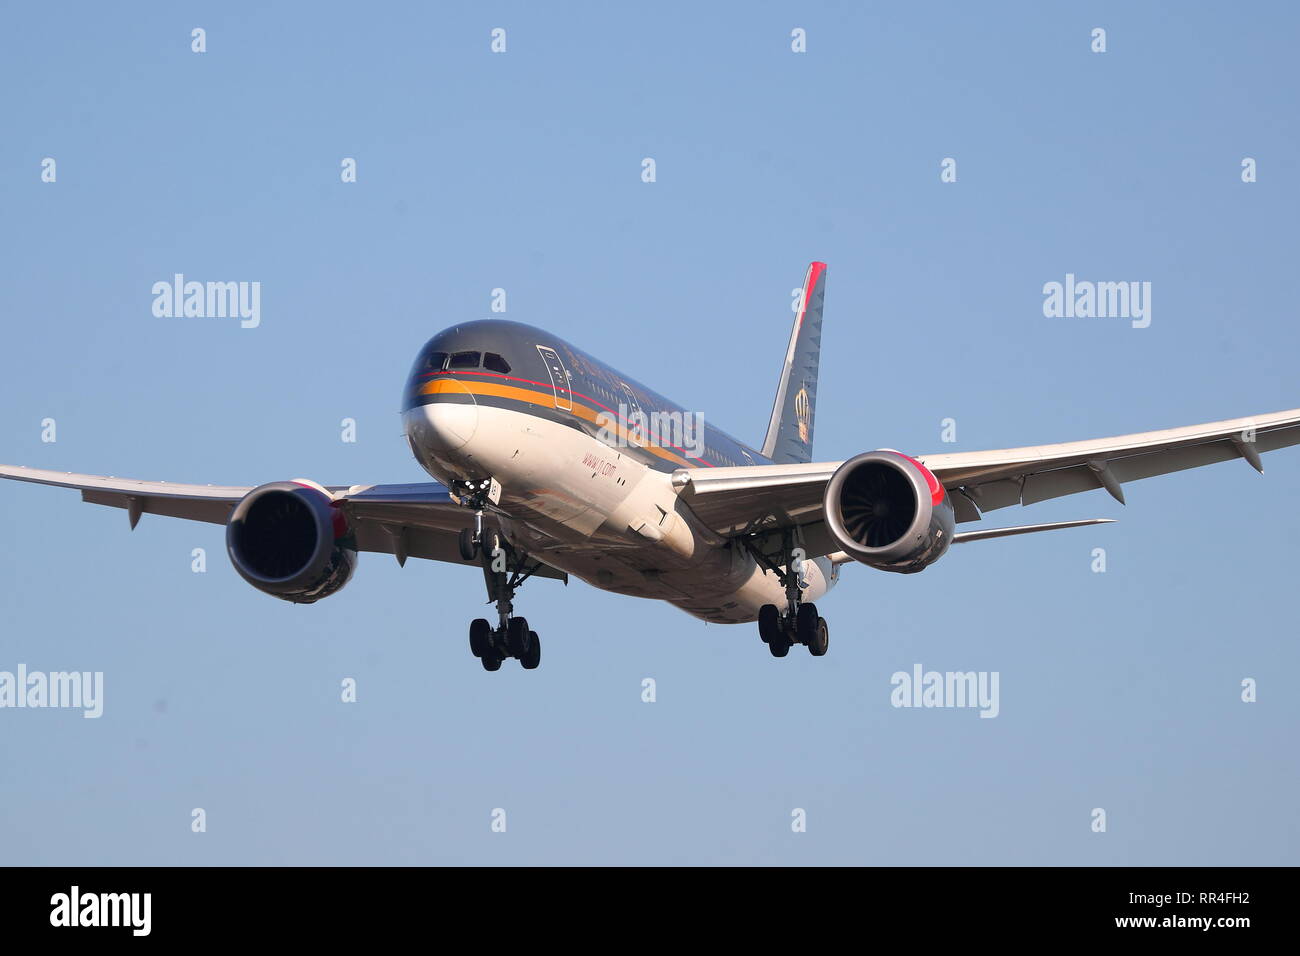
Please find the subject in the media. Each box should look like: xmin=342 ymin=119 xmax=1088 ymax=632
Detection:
xmin=419 ymin=377 xmax=694 ymax=468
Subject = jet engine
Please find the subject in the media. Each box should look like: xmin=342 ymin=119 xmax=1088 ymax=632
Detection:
xmin=823 ymin=451 xmax=954 ymax=573
xmin=226 ymin=480 xmax=357 ymax=603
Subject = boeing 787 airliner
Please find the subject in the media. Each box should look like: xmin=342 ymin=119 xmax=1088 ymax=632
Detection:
xmin=4 ymin=263 xmax=1298 ymax=670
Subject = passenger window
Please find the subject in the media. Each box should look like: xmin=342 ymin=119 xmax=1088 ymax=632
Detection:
xmin=424 ymin=351 xmax=448 ymax=372
xmin=483 ymin=352 xmax=511 ymax=374
xmin=448 ymin=351 xmax=481 ymax=369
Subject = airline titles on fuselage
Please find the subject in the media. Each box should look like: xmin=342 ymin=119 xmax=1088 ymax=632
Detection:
xmin=581 ymin=452 xmax=618 ymax=477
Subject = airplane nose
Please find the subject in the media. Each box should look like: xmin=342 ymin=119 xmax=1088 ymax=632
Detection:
xmin=412 ymin=379 xmax=478 ymax=451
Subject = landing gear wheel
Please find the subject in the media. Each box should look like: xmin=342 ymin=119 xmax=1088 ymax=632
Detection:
xmin=757 ymin=604 xmax=781 ymax=644
xmin=458 ymin=527 xmax=478 ymax=562
xmin=521 ymin=632 xmax=541 ymax=670
xmin=506 ymin=617 xmax=532 ymax=658
xmin=808 ymin=616 xmax=829 ymax=657
xmin=480 ymin=653 xmax=502 ymax=672
xmin=469 ymin=618 xmax=492 ymax=658
xmin=795 ymin=603 xmax=820 ymax=647
xmin=768 ymin=634 xmax=791 ymax=657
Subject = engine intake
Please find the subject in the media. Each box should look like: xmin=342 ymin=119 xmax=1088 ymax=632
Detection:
xmin=824 ymin=451 xmax=954 ymax=573
xmin=226 ymin=480 xmax=357 ymax=603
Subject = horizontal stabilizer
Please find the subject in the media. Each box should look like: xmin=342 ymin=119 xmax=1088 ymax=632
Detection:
xmin=951 ymin=518 xmax=1114 ymax=544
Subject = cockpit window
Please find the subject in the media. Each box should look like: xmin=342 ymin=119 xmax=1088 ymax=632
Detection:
xmin=483 ymin=352 xmax=511 ymax=374
xmin=423 ymin=351 xmax=448 ymax=372
xmin=447 ymin=350 xmax=481 ymax=369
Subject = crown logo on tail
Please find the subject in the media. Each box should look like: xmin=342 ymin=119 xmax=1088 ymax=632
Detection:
xmin=795 ymin=386 xmax=811 ymax=444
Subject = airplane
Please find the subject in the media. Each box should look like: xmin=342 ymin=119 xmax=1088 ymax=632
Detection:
xmin=4 ymin=261 xmax=1299 ymax=671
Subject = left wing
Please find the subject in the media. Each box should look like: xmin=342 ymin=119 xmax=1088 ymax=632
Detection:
xmin=921 ymin=406 xmax=1300 ymax=518
xmin=672 ymin=406 xmax=1300 ymax=554
xmin=0 ymin=465 xmax=566 ymax=579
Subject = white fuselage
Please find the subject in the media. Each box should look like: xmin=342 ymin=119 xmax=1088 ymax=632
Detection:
xmin=403 ymin=402 xmax=836 ymax=624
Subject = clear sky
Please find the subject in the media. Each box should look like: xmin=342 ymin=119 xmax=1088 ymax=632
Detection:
xmin=1 ymin=1 xmax=1297 ymax=865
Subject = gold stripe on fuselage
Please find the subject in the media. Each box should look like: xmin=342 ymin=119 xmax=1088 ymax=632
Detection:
xmin=419 ymin=377 xmax=694 ymax=468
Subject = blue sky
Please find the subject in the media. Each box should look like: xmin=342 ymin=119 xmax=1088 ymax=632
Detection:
xmin=1 ymin=1 xmax=1297 ymax=865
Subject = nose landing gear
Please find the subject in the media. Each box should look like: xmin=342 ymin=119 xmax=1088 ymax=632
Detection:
xmin=453 ymin=477 xmax=500 ymax=562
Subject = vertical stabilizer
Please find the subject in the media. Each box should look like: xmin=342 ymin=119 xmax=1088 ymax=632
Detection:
xmin=760 ymin=262 xmax=826 ymax=464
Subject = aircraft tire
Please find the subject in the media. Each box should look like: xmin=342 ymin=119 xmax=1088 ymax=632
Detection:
xmin=796 ymin=603 xmax=820 ymax=646
xmin=458 ymin=528 xmax=478 ymax=562
xmin=469 ymin=618 xmax=492 ymax=658
xmin=506 ymin=617 xmax=531 ymax=658
xmin=808 ymin=617 xmax=829 ymax=657
xmin=521 ymin=632 xmax=541 ymax=670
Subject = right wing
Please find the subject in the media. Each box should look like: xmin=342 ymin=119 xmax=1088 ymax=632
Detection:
xmin=0 ymin=465 xmax=566 ymax=580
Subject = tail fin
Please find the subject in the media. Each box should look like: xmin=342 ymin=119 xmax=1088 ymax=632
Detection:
xmin=760 ymin=261 xmax=826 ymax=464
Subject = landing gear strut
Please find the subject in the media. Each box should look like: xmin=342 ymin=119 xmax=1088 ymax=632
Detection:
xmin=461 ymin=511 xmax=544 ymax=672
xmin=747 ymin=531 xmax=830 ymax=658
xmin=455 ymin=479 xmax=494 ymax=562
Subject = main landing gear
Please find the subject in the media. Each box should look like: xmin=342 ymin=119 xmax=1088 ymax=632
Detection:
xmin=456 ymin=483 xmax=543 ymax=672
xmin=470 ymin=613 xmax=540 ymax=672
xmin=748 ymin=532 xmax=830 ymax=659
xmin=758 ymin=602 xmax=829 ymax=658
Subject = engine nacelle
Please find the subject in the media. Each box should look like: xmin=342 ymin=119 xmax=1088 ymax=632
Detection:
xmin=226 ymin=480 xmax=358 ymax=603
xmin=823 ymin=450 xmax=954 ymax=573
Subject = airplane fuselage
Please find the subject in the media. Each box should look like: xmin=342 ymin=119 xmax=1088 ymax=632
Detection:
xmin=401 ymin=320 xmax=836 ymax=624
